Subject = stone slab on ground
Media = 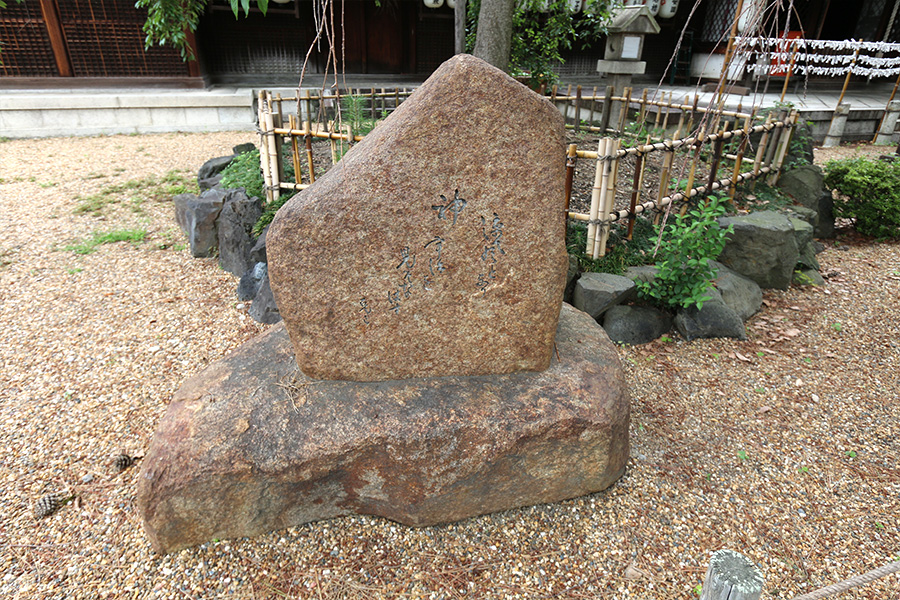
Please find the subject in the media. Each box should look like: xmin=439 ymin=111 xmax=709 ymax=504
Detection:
xmin=268 ymin=54 xmax=568 ymax=382
xmin=137 ymin=303 xmax=629 ymax=554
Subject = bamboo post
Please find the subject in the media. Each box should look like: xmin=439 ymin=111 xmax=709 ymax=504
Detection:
xmin=763 ymin=109 xmax=786 ymax=168
xmin=707 ymin=135 xmax=724 ymax=193
xmin=661 ymin=92 xmax=672 ymax=131
xmin=716 ymin=0 xmax=745 ymax=105
xmin=589 ymin=86 xmax=597 ymax=125
xmin=767 ymin=111 xmax=798 ymax=185
xmin=289 ymin=114 xmax=303 ymax=185
xmin=687 ymin=94 xmax=699 ymax=137
xmin=264 ymin=92 xmax=282 ymax=204
xmin=873 ymin=72 xmax=900 ymax=141
xmin=627 ymin=151 xmax=644 ymax=240
xmin=574 ymin=85 xmax=582 ymax=132
xmin=638 ymin=88 xmax=649 ymax=128
xmin=600 ymin=85 xmax=614 ymax=133
xmin=564 ymin=143 xmax=578 ymax=216
xmin=618 ymin=87 xmax=633 ymax=134
xmin=699 ymin=550 xmax=764 ymax=600
xmin=394 ymin=88 xmax=400 ymax=113
xmin=257 ymin=91 xmax=272 ymax=203
xmin=586 ymin=138 xmax=608 ymax=258
xmin=753 ymin=113 xmax=774 ymax=177
xmin=597 ymin=139 xmax=621 ymax=257
xmin=729 ymin=113 xmax=753 ymax=200
xmin=564 ymin=84 xmax=573 ymax=124
xmin=655 ymin=107 xmax=685 ymax=225
xmin=680 ymin=126 xmax=705 ymax=215
xmin=304 ymin=134 xmax=316 ymax=184
xmin=370 ymin=88 xmax=376 ymax=120
xmin=273 ymin=93 xmax=285 ymax=187
xmin=304 ymin=89 xmax=313 ymax=131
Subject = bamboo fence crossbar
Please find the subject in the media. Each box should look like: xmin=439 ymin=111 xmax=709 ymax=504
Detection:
xmin=258 ymin=87 xmax=797 ymax=260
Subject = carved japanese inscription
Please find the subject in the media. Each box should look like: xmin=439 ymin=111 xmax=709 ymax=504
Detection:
xmin=267 ymin=54 xmax=568 ymax=382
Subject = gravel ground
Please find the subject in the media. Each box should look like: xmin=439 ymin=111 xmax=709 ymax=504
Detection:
xmin=1 ymin=133 xmax=898 ymax=599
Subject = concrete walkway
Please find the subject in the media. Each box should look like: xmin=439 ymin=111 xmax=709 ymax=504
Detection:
xmin=1 ymin=76 xmax=896 ymax=140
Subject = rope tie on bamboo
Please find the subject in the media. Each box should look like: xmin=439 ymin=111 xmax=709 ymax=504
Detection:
xmin=790 ymin=560 xmax=900 ymax=600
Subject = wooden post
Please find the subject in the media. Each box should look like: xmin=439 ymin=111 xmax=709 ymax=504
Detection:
xmin=729 ymin=113 xmax=753 ymax=200
xmin=699 ymin=550 xmax=764 ymax=600
xmin=258 ymin=91 xmax=272 ymax=203
xmin=589 ymin=86 xmax=598 ymax=126
xmin=564 ymin=144 xmax=578 ymax=215
xmin=264 ymin=92 xmax=281 ymax=204
xmin=574 ymin=86 xmax=582 ymax=132
xmin=289 ymin=115 xmax=303 ymax=185
xmin=618 ymin=87 xmax=633 ymax=134
xmin=767 ymin=110 xmax=798 ymax=185
xmin=599 ymin=86 xmax=614 ymax=134
xmin=598 ymin=139 xmax=621 ymax=257
xmin=627 ymin=152 xmax=643 ymax=240
xmin=837 ymin=45 xmax=862 ymax=106
xmin=37 ymin=0 xmax=73 ymax=77
xmin=779 ymin=40 xmax=800 ymax=104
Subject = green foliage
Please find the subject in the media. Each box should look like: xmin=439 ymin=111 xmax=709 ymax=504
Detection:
xmin=221 ymin=149 xmax=265 ymax=201
xmin=63 ymin=229 xmax=147 ymax=255
xmin=467 ymin=0 xmax=613 ymax=87
xmin=635 ymin=197 xmax=733 ymax=310
xmin=735 ymin=180 xmax=792 ymax=211
xmin=824 ymin=156 xmax=900 ymax=239
xmin=566 ymin=216 xmax=657 ymax=275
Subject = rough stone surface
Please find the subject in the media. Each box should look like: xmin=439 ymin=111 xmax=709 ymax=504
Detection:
xmin=233 ymin=142 xmax=256 ymax=155
xmin=268 ymin=55 xmax=568 ymax=382
xmin=782 ymin=205 xmax=818 ymax=230
xmin=776 ymin=164 xmax=824 ymax=210
xmin=565 ymin=255 xmax=580 ymax=304
xmin=137 ymin=304 xmax=629 ymax=554
xmin=602 ymin=304 xmax=673 ymax=345
xmin=718 ymin=211 xmax=799 ymax=290
xmin=173 ymin=190 xmax=226 ymax=258
xmin=674 ymin=291 xmax=747 ymax=341
xmin=789 ymin=217 xmax=814 ymax=251
xmin=794 ymin=268 xmax=825 ymax=286
xmin=248 ymin=272 xmax=281 ymax=324
xmin=218 ymin=189 xmax=263 ymax=277
xmin=623 ymin=265 xmax=659 ymax=284
xmin=237 ymin=262 xmax=267 ymax=302
xmin=250 ymin=225 xmax=269 ymax=264
xmin=572 ymin=273 xmax=637 ymax=320
xmin=709 ymin=261 xmax=762 ymax=322
xmin=798 ymin=241 xmax=821 ymax=271
xmin=197 ymin=155 xmax=235 ymax=183
xmin=816 ymin=191 xmax=836 ymax=238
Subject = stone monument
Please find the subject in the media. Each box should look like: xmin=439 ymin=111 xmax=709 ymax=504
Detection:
xmin=138 ymin=55 xmax=629 ymax=554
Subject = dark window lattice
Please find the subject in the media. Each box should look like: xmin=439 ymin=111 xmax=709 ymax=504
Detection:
xmin=0 ymin=0 xmax=58 ymax=77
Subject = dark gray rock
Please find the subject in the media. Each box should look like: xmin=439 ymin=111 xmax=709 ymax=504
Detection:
xmin=674 ymin=291 xmax=747 ymax=341
xmin=793 ymin=268 xmax=825 ymax=286
xmin=709 ymin=261 xmax=762 ymax=322
xmin=250 ymin=225 xmax=269 ymax=264
xmin=248 ymin=272 xmax=281 ymax=324
xmin=564 ymin=255 xmax=580 ymax=304
xmin=781 ymin=205 xmax=818 ymax=230
xmin=718 ymin=211 xmax=799 ymax=290
xmin=602 ymin=304 xmax=673 ymax=345
xmin=237 ymin=262 xmax=267 ymax=302
xmin=197 ymin=155 xmax=235 ymax=184
xmin=623 ymin=265 xmax=659 ymax=284
xmin=789 ymin=217 xmax=814 ymax=251
xmin=816 ymin=191 xmax=836 ymax=238
xmin=137 ymin=304 xmax=629 ymax=554
xmin=797 ymin=242 xmax=821 ymax=271
xmin=218 ymin=189 xmax=263 ymax=277
xmin=233 ymin=143 xmax=256 ymax=155
xmin=776 ymin=165 xmax=824 ymax=211
xmin=572 ymin=272 xmax=636 ymax=319
xmin=173 ymin=189 xmax=226 ymax=258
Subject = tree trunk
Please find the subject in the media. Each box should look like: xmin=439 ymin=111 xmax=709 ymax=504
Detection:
xmin=454 ymin=0 xmax=467 ymax=54
xmin=472 ymin=0 xmax=516 ymax=71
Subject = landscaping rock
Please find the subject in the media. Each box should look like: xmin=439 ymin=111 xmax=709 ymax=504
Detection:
xmin=565 ymin=255 xmax=580 ymax=304
xmin=572 ymin=272 xmax=636 ymax=320
xmin=237 ymin=262 xmax=267 ymax=302
xmin=602 ymin=304 xmax=673 ymax=345
xmin=794 ymin=268 xmax=825 ymax=286
xmin=709 ymin=260 xmax=762 ymax=322
xmin=267 ymin=54 xmax=568 ymax=382
xmin=789 ymin=217 xmax=814 ymax=251
xmin=776 ymin=164 xmax=824 ymax=210
xmin=674 ymin=290 xmax=747 ymax=341
xmin=781 ymin=205 xmax=818 ymax=230
xmin=218 ymin=189 xmax=263 ymax=277
xmin=718 ymin=211 xmax=799 ymax=290
xmin=233 ymin=142 xmax=256 ymax=155
xmin=173 ymin=189 xmax=226 ymax=258
xmin=622 ymin=265 xmax=658 ymax=284
xmin=250 ymin=225 xmax=269 ymax=264
xmin=248 ymin=272 xmax=281 ymax=324
xmin=137 ymin=304 xmax=629 ymax=554
xmin=197 ymin=155 xmax=235 ymax=191
xmin=797 ymin=242 xmax=821 ymax=271
xmin=816 ymin=191 xmax=836 ymax=238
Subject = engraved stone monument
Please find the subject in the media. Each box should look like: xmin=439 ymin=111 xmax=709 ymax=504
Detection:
xmin=138 ymin=55 xmax=629 ymax=554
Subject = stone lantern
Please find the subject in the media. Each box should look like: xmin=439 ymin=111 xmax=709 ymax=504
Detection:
xmin=597 ymin=5 xmax=660 ymax=95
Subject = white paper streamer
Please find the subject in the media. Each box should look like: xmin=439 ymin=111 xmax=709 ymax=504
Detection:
xmin=738 ymin=37 xmax=900 ymax=79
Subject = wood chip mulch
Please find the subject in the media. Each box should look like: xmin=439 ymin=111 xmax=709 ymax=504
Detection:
xmin=0 ymin=133 xmax=897 ymax=599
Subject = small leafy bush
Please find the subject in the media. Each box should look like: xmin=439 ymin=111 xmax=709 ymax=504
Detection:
xmin=220 ymin=149 xmax=265 ymax=201
xmin=824 ymin=156 xmax=900 ymax=239
xmin=566 ymin=217 xmax=657 ymax=275
xmin=635 ymin=196 xmax=733 ymax=310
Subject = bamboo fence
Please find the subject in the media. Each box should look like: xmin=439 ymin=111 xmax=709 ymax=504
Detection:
xmin=257 ymin=85 xmax=799 ymax=259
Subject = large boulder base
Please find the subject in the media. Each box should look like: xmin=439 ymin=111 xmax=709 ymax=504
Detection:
xmin=718 ymin=212 xmax=799 ymax=290
xmin=268 ymin=54 xmax=568 ymax=382
xmin=174 ymin=190 xmax=226 ymax=258
xmin=137 ymin=304 xmax=629 ymax=554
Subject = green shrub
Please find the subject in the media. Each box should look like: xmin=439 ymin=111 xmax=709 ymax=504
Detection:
xmin=220 ymin=149 xmax=265 ymax=201
xmin=823 ymin=156 xmax=900 ymax=239
xmin=567 ymin=216 xmax=657 ymax=275
xmin=635 ymin=196 xmax=733 ymax=310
